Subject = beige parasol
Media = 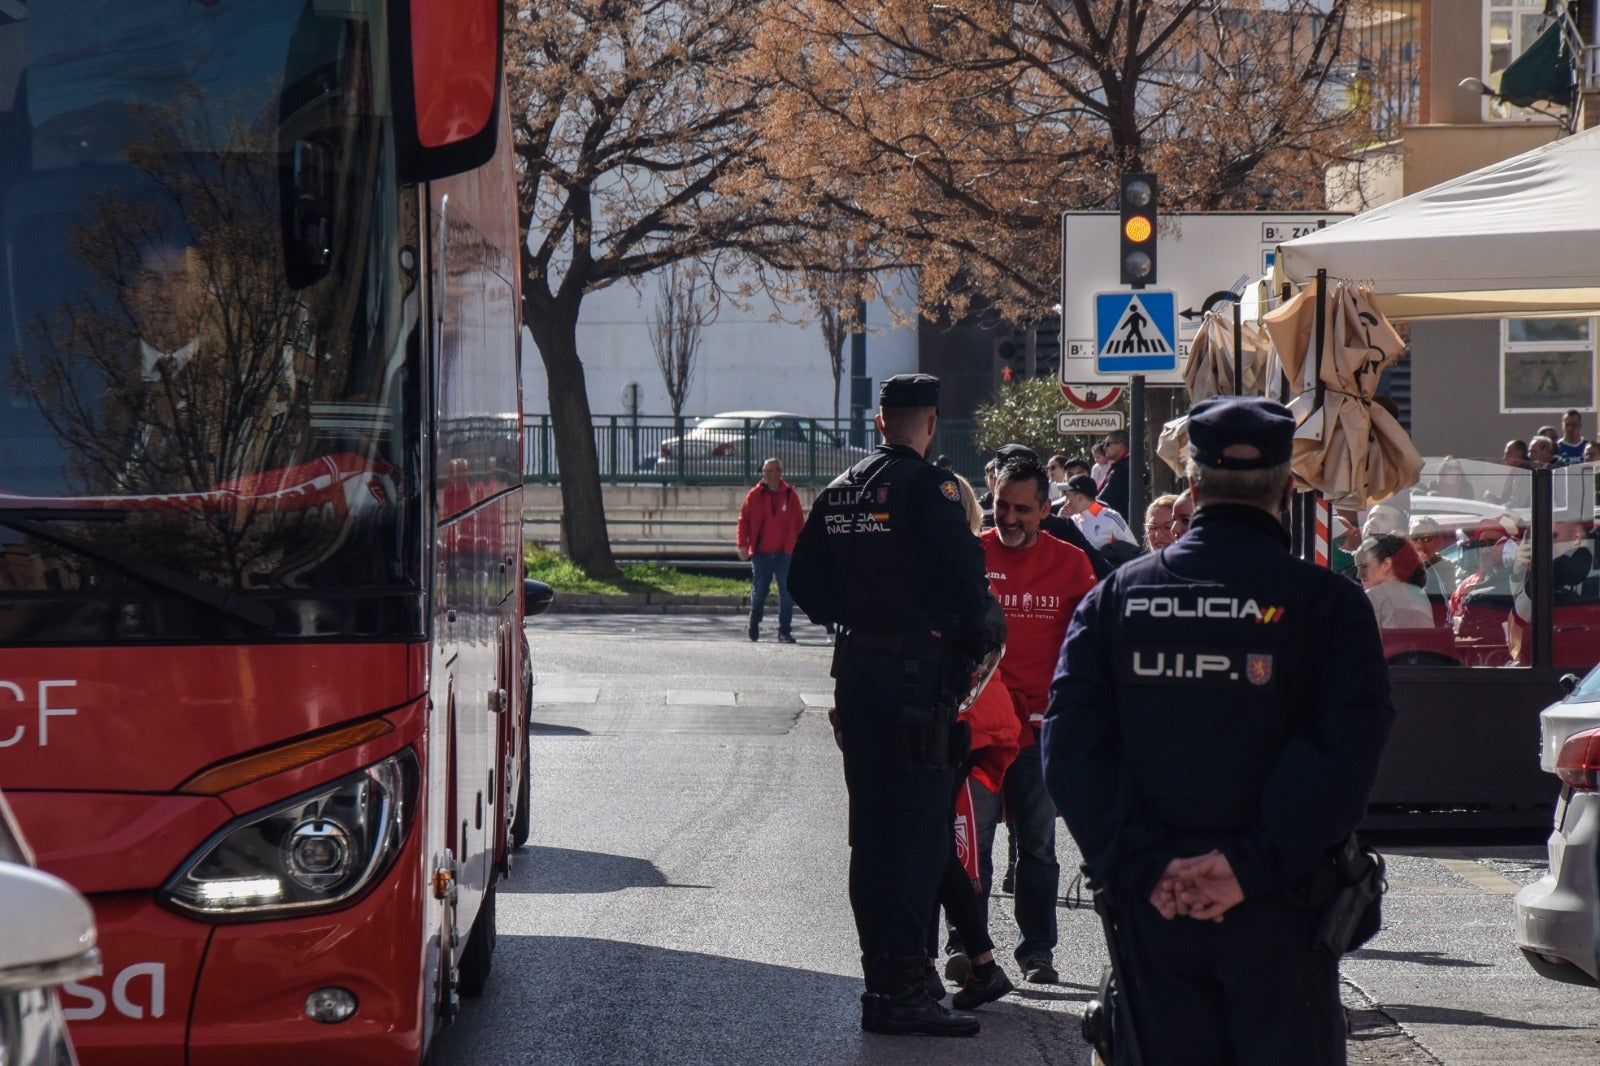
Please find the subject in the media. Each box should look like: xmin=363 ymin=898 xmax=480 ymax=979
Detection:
xmin=1262 ymin=278 xmax=1422 ymax=506
xmin=1157 ymin=308 xmax=1274 ymax=475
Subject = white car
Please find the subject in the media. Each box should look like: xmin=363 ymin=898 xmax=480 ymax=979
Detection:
xmin=1514 ymin=668 xmax=1600 ymax=985
xmin=0 ymin=792 xmax=100 ymax=1066
xmin=654 ymin=411 xmax=871 ymax=480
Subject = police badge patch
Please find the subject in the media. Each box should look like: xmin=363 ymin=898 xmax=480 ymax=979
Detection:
xmin=940 ymin=480 xmax=960 ymax=502
xmin=1246 ymin=653 xmax=1274 ymax=686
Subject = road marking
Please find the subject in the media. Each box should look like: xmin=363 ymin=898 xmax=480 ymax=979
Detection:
xmin=800 ymin=693 xmax=833 ymax=708
xmin=666 ymin=690 xmax=736 ymax=706
xmin=1409 ymin=848 xmax=1524 ymax=895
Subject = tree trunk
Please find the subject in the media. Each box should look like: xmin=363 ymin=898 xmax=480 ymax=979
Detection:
xmin=527 ymin=301 xmax=621 ymax=580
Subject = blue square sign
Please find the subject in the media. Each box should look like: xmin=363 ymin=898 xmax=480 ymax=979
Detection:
xmin=1095 ymin=290 xmax=1177 ymax=373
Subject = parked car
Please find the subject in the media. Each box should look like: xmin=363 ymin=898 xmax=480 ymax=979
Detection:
xmin=0 ymin=791 xmax=99 ymax=1066
xmin=654 ymin=411 xmax=871 ymax=480
xmin=1514 ymin=667 xmax=1600 ymax=985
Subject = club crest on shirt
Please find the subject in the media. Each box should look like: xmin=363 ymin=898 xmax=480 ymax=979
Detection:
xmin=1246 ymin=653 xmax=1274 ymax=686
xmin=939 ymin=480 xmax=959 ymax=502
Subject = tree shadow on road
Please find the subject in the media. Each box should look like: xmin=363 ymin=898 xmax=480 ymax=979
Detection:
xmin=428 ymin=934 xmax=1086 ymax=1066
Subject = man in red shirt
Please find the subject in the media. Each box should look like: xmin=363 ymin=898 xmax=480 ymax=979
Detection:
xmin=737 ymin=457 xmax=805 ymax=642
xmin=977 ymin=456 xmax=1096 ymax=984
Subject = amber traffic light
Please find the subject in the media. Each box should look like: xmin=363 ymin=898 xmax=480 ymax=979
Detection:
xmin=1119 ymin=172 xmax=1157 ymax=286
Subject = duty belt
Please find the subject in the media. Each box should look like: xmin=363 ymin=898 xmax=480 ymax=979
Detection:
xmin=837 ymin=629 xmax=950 ymax=662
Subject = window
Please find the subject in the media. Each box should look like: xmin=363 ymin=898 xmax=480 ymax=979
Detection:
xmin=1484 ymin=0 xmax=1558 ymax=121
xmin=1500 ymin=317 xmax=1596 ymax=412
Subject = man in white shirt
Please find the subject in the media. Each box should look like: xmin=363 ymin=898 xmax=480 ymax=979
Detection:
xmin=1060 ymin=475 xmax=1139 ymax=562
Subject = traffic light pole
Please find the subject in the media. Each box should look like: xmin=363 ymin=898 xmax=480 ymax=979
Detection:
xmin=1130 ymin=375 xmax=1145 ymax=535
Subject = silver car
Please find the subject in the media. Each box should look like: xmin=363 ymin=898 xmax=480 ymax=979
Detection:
xmin=1514 ymin=668 xmax=1600 ymax=985
xmin=0 ymin=792 xmax=99 ymax=1066
xmin=654 ymin=411 xmax=871 ymax=480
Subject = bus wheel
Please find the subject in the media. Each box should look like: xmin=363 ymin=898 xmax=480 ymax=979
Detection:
xmin=511 ymin=723 xmax=532 ymax=849
xmin=458 ymin=882 xmax=497 ymax=996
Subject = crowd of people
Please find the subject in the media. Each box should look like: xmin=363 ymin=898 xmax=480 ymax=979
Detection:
xmin=782 ymin=375 xmax=1395 ymax=1059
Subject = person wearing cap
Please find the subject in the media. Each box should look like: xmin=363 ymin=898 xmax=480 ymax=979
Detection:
xmin=980 ymin=444 xmax=1113 ymax=579
xmin=1041 ymin=394 xmax=1395 ymax=1066
xmin=787 ymin=372 xmax=1005 ymax=1038
xmin=1408 ymin=516 xmax=1460 ymax=598
xmin=1060 ymin=473 xmax=1140 ymax=565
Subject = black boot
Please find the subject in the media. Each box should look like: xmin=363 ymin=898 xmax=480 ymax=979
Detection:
xmin=862 ymin=956 xmax=979 ymax=1037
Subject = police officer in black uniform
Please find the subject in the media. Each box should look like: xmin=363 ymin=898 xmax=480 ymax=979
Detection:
xmin=788 ymin=373 xmax=1003 ymax=1038
xmin=1041 ymin=396 xmax=1395 ymax=1064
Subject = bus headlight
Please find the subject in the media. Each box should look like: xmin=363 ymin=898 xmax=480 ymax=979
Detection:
xmin=161 ymin=751 xmax=418 ymax=920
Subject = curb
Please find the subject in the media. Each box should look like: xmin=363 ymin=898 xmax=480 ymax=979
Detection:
xmin=549 ymin=592 xmax=751 ymax=615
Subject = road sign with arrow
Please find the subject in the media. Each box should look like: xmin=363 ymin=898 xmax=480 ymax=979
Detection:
xmin=1059 ymin=211 xmax=1349 ymax=382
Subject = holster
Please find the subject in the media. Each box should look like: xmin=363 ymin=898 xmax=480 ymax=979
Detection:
xmin=1293 ymin=834 xmax=1386 ymax=957
xmin=898 ymin=659 xmax=963 ymax=770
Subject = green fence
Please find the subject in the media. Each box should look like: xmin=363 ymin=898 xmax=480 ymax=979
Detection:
xmin=523 ymin=414 xmax=988 ymax=486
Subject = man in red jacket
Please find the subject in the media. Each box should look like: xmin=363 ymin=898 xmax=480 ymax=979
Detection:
xmin=737 ymin=457 xmax=805 ymax=642
xmin=978 ymin=455 xmax=1096 ymax=984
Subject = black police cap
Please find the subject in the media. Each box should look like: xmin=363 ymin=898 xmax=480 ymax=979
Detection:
xmin=1186 ymin=395 xmax=1295 ymax=470
xmin=995 ymin=442 xmax=1037 ymax=465
xmin=878 ymin=373 xmax=940 ymax=410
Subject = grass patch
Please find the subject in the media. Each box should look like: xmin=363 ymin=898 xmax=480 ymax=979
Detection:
xmin=524 ymin=544 xmax=748 ymax=597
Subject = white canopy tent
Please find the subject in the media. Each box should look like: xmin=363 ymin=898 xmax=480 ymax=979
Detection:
xmin=1277 ymin=124 xmax=1600 ymax=321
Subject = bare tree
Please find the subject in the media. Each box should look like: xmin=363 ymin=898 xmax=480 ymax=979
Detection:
xmin=649 ymin=263 xmax=705 ymax=420
xmin=752 ymin=0 xmax=1372 ymax=321
xmin=810 ymin=271 xmax=866 ymax=422
xmin=506 ymin=0 xmax=889 ymax=577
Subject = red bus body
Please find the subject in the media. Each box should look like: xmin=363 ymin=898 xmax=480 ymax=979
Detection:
xmin=0 ymin=4 xmax=527 ymax=1063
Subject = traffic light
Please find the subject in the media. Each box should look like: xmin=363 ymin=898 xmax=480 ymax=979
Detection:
xmin=1119 ymin=172 xmax=1158 ymax=286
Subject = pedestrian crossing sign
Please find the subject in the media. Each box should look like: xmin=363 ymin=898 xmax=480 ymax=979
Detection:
xmin=1094 ymin=290 xmax=1178 ymax=373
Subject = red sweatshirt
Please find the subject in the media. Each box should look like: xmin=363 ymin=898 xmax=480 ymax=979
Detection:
xmin=980 ymin=528 xmax=1097 ymax=746
xmin=961 ymin=677 xmax=1021 ymax=795
xmin=737 ymin=479 xmax=804 ymax=555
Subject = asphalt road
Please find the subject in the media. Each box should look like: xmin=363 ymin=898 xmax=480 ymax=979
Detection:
xmin=429 ymin=614 xmax=1599 ymax=1066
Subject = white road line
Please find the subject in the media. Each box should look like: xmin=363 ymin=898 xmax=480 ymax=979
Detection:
xmin=1407 ymin=848 xmax=1525 ymax=896
xmin=666 ymin=690 xmax=737 ymax=706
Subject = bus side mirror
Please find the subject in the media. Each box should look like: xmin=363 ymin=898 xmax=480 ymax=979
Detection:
xmin=523 ymin=579 xmax=554 ymax=618
xmin=393 ymin=0 xmax=503 ymax=181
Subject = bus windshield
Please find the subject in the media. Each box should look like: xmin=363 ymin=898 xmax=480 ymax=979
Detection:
xmin=0 ymin=1 xmax=421 ymax=643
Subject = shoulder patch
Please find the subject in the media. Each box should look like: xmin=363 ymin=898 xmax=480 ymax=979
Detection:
xmin=940 ymin=480 xmax=961 ymax=502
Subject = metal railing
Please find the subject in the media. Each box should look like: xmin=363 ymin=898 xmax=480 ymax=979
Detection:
xmin=1586 ymin=44 xmax=1600 ymax=90
xmin=522 ymin=414 xmax=989 ymax=485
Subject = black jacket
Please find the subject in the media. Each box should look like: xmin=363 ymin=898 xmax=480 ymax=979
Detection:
xmin=1041 ymin=504 xmax=1394 ymax=903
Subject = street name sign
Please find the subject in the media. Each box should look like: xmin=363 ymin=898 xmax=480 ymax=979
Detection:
xmin=1058 ymin=411 xmax=1125 ymax=434
xmin=1060 ymin=211 xmax=1349 ymax=383
xmin=1094 ymin=291 xmax=1177 ymax=374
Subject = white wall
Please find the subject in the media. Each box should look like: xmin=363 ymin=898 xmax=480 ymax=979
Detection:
xmin=520 ymin=273 xmax=920 ymax=420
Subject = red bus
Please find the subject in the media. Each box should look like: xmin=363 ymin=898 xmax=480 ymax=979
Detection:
xmin=0 ymin=2 xmax=538 ymax=1063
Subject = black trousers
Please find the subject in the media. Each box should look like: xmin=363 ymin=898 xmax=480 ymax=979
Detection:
xmin=1116 ymin=890 xmax=1344 ymax=1066
xmin=835 ymin=650 xmax=955 ymax=980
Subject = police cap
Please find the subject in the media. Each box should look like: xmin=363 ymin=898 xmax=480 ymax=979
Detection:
xmin=995 ymin=442 xmax=1038 ymax=465
xmin=878 ymin=373 xmax=940 ymax=410
xmin=1186 ymin=396 xmax=1295 ymax=470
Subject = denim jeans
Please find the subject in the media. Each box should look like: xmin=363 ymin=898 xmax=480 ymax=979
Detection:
xmin=749 ymin=551 xmax=794 ymax=635
xmin=1003 ymin=744 xmax=1058 ymax=963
